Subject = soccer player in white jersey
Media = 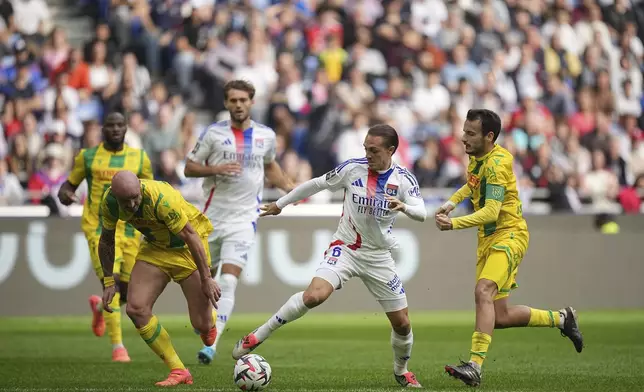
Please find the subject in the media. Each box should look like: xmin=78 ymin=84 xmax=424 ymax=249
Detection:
xmin=232 ymin=124 xmax=427 ymax=388
xmin=184 ymin=80 xmax=294 ymax=364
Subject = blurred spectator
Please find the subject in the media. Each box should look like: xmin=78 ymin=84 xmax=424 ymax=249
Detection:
xmin=583 ymin=149 xmax=620 ymax=211
xmin=12 ymin=0 xmax=50 ymax=38
xmin=334 ymin=113 xmax=369 ymax=162
xmin=27 ymin=143 xmax=67 ymax=209
xmin=157 ymin=149 xmax=182 ymax=187
xmin=8 ymin=133 xmax=34 ymax=188
xmin=0 ymin=158 xmax=24 ymax=206
xmin=83 ymin=22 xmax=118 ymax=67
xmin=22 ymin=112 xmax=41 ymax=157
xmin=413 ymin=70 xmax=450 ymax=123
xmin=42 ymin=27 xmax=70 ymax=75
xmin=88 ymin=41 xmax=114 ymax=96
xmin=569 ymin=88 xmax=597 ymax=135
xmin=81 ymin=120 xmax=101 ymax=149
xmin=142 ymin=102 xmax=184 ymax=169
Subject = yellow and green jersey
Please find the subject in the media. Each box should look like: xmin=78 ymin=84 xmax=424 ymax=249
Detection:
xmin=100 ymin=179 xmax=213 ymax=249
xmin=68 ymin=143 xmax=153 ymax=237
xmin=450 ymin=144 xmax=528 ymax=237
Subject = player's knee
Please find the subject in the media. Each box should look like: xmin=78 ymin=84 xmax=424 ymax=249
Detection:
xmin=126 ymin=302 xmax=150 ymax=325
xmin=391 ymin=315 xmax=411 ymax=335
xmin=474 ymin=280 xmax=497 ymax=304
xmin=191 ymin=317 xmax=213 ymax=334
xmin=302 ymin=287 xmax=330 ymax=308
xmin=219 ymin=273 xmax=239 ymax=299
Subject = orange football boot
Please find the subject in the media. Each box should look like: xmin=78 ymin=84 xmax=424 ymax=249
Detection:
xmin=112 ymin=346 xmax=131 ymax=362
xmin=155 ymin=369 xmax=193 ymax=387
xmin=200 ymin=326 xmax=217 ymax=347
xmin=88 ymin=295 xmax=105 ymax=337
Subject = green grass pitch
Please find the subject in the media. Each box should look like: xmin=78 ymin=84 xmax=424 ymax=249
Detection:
xmin=0 ymin=311 xmax=642 ymax=391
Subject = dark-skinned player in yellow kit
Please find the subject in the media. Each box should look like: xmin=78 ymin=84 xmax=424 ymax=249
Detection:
xmin=99 ymin=171 xmax=221 ymax=386
xmin=58 ymin=112 xmax=153 ymax=362
xmin=435 ymin=109 xmax=584 ymax=387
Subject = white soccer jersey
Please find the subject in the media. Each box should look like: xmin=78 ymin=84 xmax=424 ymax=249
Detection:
xmin=325 ymin=159 xmax=424 ymax=251
xmin=187 ymin=120 xmax=277 ymax=225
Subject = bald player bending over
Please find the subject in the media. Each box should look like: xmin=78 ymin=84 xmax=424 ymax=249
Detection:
xmin=99 ymin=171 xmax=221 ymax=386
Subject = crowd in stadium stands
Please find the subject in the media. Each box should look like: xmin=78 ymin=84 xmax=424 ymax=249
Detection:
xmin=0 ymin=0 xmax=642 ymax=215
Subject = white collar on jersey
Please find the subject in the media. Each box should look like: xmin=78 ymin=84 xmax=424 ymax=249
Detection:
xmin=374 ymin=161 xmax=396 ymax=174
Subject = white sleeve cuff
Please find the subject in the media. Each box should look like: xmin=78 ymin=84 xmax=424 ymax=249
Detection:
xmin=442 ymin=201 xmax=456 ymax=209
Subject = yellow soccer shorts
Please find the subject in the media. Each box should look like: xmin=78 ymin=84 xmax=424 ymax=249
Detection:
xmin=118 ymin=233 xmax=141 ymax=283
xmin=476 ymin=230 xmax=529 ymax=300
xmin=85 ymin=231 xmax=141 ymax=283
xmin=136 ymin=236 xmax=211 ymax=282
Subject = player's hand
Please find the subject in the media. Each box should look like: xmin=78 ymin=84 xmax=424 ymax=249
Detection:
xmin=385 ymin=196 xmax=406 ymax=212
xmin=435 ymin=203 xmax=455 ymax=217
xmin=213 ymin=162 xmax=242 ymax=176
xmin=102 ymin=285 xmax=116 ymax=313
xmin=201 ymin=278 xmax=221 ymax=309
xmin=259 ymin=202 xmax=282 ymax=217
xmin=435 ymin=213 xmax=453 ymax=231
xmin=59 ymin=189 xmax=79 ymax=206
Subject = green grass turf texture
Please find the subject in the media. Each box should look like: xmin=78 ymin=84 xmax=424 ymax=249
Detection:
xmin=0 ymin=311 xmax=642 ymax=392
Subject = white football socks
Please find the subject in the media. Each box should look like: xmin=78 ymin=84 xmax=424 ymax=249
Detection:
xmin=211 ymin=273 xmax=238 ymax=349
xmin=557 ymin=309 xmax=566 ymax=329
xmin=255 ymin=291 xmax=309 ymax=341
xmin=391 ymin=329 xmax=414 ymax=376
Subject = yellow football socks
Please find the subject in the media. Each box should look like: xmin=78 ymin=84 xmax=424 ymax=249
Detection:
xmin=469 ymin=331 xmax=492 ymax=367
xmin=528 ymin=308 xmax=560 ymax=328
xmin=138 ymin=315 xmax=185 ymax=370
xmin=103 ymin=291 xmax=122 ymax=347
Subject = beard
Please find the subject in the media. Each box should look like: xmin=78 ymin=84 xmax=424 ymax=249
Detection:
xmin=231 ymin=111 xmax=250 ymax=123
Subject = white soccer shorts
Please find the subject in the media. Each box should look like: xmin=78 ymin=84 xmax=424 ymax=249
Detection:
xmin=208 ymin=222 xmax=256 ymax=270
xmin=315 ymin=240 xmax=408 ymax=313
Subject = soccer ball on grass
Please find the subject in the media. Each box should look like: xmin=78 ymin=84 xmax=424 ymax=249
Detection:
xmin=233 ymin=354 xmax=272 ymax=391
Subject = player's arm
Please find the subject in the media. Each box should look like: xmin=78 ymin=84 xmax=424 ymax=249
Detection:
xmin=273 ymin=161 xmax=351 ymax=210
xmin=98 ymin=191 xmax=119 ymax=287
xmin=438 ymin=184 xmax=472 ymax=214
xmin=183 ymin=132 xmax=239 ymax=177
xmin=264 ymin=160 xmax=295 ymax=193
xmin=449 ymin=197 xmax=502 ymax=230
xmin=58 ymin=150 xmax=86 ymax=205
xmin=175 ymin=222 xmax=211 ymax=282
xmin=184 ymin=133 xmax=217 ymax=177
xmin=398 ymin=175 xmax=427 ymax=222
xmin=448 ymin=184 xmax=473 ymax=206
xmin=449 ymin=164 xmax=508 ymax=230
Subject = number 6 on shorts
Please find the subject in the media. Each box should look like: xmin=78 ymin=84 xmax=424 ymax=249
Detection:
xmin=323 ymin=246 xmax=342 ymax=266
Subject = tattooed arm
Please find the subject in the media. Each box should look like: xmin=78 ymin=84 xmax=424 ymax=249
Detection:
xmin=98 ymin=228 xmax=116 ymax=287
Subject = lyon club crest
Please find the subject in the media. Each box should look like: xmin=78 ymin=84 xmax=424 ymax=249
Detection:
xmin=385 ymin=184 xmax=399 ymax=196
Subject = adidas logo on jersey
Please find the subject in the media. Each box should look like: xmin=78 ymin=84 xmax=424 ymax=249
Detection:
xmin=351 ymin=178 xmax=364 ymax=187
xmin=223 ymin=139 xmax=232 ymax=145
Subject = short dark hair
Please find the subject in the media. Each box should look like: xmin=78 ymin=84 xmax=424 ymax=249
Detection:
xmin=466 ymin=109 xmax=502 ymax=142
xmin=367 ymin=124 xmax=399 ymax=153
xmin=223 ymin=79 xmax=256 ymax=100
